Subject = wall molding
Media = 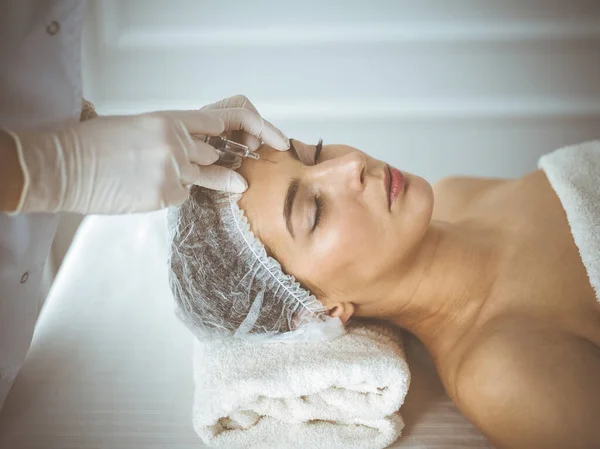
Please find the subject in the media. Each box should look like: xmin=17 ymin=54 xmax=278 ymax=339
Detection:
xmin=94 ymin=98 xmax=600 ymax=120
xmin=93 ymin=1 xmax=600 ymax=48
xmin=113 ymin=21 xmax=600 ymax=48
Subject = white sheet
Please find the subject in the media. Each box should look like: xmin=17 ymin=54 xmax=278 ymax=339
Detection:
xmin=0 ymin=211 xmax=492 ymax=449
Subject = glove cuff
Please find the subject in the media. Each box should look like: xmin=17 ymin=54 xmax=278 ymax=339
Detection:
xmin=4 ymin=130 xmax=31 ymax=215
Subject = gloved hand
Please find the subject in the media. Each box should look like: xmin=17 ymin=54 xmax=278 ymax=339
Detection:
xmin=199 ymin=94 xmax=288 ymax=152
xmin=7 ymin=96 xmax=289 ymax=215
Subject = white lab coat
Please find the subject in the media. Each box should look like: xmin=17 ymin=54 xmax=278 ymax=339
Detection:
xmin=0 ymin=0 xmax=86 ymax=409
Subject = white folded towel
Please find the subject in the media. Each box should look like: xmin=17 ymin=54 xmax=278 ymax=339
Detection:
xmin=539 ymin=139 xmax=600 ymax=303
xmin=192 ymin=321 xmax=410 ymax=449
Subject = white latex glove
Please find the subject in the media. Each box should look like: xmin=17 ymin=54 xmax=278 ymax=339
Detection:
xmin=7 ymin=97 xmax=288 ymax=215
xmin=199 ymin=94 xmax=289 ymax=152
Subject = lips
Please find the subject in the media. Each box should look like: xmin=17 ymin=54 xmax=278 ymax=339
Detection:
xmin=385 ymin=165 xmax=405 ymax=209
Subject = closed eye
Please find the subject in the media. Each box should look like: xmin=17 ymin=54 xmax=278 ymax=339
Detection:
xmin=313 ymin=194 xmax=324 ymax=231
xmin=312 ymin=138 xmax=324 ymax=232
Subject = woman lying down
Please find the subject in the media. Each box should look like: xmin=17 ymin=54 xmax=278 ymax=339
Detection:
xmin=168 ymin=137 xmax=600 ymax=449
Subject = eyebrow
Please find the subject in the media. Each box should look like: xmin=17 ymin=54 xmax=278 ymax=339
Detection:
xmin=284 ymin=178 xmax=300 ymax=238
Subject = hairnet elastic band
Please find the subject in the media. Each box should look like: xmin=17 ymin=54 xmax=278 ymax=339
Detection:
xmin=227 ymin=191 xmax=321 ymax=317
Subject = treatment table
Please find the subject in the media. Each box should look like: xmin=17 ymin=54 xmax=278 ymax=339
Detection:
xmin=0 ymin=212 xmax=493 ymax=448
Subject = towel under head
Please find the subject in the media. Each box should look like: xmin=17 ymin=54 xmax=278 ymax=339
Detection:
xmin=192 ymin=320 xmax=410 ymax=449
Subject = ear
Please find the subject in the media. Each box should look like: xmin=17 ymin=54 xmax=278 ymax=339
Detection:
xmin=328 ymin=302 xmax=355 ymax=324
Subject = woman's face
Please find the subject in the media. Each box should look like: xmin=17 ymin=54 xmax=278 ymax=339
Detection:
xmin=237 ymin=139 xmax=434 ymax=312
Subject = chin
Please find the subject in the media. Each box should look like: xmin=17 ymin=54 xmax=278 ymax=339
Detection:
xmin=404 ymin=173 xmax=433 ymax=214
xmin=398 ymin=173 xmax=434 ymax=247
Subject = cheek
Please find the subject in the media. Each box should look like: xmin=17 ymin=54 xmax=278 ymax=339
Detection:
xmin=301 ymin=211 xmax=380 ymax=290
xmin=319 ymin=209 xmax=374 ymax=255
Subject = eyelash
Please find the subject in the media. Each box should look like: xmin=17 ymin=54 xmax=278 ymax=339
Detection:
xmin=313 ymin=195 xmax=324 ymax=231
xmin=312 ymin=138 xmax=324 ymax=231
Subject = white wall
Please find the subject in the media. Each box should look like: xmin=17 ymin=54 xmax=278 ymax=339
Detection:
xmin=52 ymin=0 xmax=600 ymax=271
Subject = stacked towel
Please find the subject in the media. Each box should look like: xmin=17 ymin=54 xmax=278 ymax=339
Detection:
xmin=192 ymin=320 xmax=410 ymax=449
xmin=538 ymin=139 xmax=600 ymax=303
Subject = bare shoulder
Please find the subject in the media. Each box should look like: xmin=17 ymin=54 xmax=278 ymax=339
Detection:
xmin=432 ymin=176 xmax=508 ymax=219
xmin=452 ymin=325 xmax=600 ymax=449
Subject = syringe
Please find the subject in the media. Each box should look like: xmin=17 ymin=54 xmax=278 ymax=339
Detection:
xmin=201 ymin=136 xmax=260 ymax=160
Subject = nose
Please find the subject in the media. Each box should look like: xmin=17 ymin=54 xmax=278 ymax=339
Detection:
xmin=310 ymin=152 xmax=366 ymax=192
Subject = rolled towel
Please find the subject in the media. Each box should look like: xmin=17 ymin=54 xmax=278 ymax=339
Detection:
xmin=539 ymin=139 xmax=600 ymax=303
xmin=192 ymin=320 xmax=410 ymax=449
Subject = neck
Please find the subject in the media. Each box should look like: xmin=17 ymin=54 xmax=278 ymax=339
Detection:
xmin=370 ymin=221 xmax=502 ymax=359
